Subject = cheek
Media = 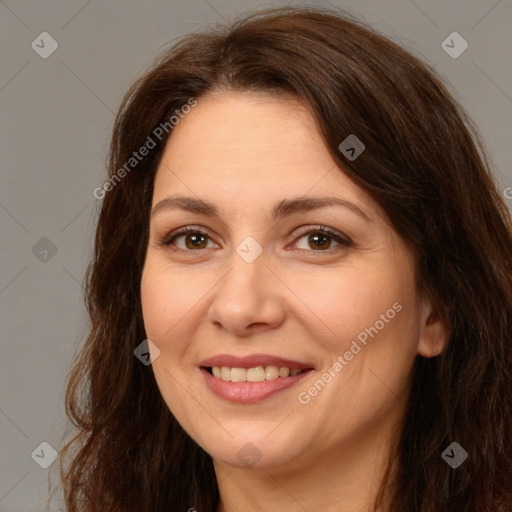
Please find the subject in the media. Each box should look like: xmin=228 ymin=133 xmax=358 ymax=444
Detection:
xmin=140 ymin=261 xmax=196 ymax=417
xmin=140 ymin=257 xmax=197 ymax=342
xmin=140 ymin=266 xmax=169 ymax=340
xmin=298 ymin=271 xmax=419 ymax=432
xmin=326 ymin=269 xmax=419 ymax=407
xmin=292 ymin=261 xmax=414 ymax=354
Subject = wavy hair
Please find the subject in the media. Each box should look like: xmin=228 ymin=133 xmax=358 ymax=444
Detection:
xmin=57 ymin=6 xmax=512 ymax=511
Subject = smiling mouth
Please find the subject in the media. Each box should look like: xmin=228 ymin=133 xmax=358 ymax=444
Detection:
xmin=204 ymin=365 xmax=313 ymax=382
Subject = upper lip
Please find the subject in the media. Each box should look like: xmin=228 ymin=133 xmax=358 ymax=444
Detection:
xmin=199 ymin=354 xmax=314 ymax=370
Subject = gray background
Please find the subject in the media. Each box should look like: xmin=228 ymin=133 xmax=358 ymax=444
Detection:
xmin=1 ymin=0 xmax=511 ymax=510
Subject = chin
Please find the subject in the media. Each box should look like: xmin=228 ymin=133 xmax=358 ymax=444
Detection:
xmin=198 ymin=427 xmax=310 ymax=471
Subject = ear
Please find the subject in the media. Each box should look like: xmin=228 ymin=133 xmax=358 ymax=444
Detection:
xmin=417 ymin=297 xmax=451 ymax=358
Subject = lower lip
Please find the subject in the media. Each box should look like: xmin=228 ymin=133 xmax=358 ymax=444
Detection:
xmin=201 ymin=368 xmax=312 ymax=404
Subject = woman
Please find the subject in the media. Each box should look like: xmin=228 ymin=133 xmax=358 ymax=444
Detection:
xmin=58 ymin=6 xmax=512 ymax=511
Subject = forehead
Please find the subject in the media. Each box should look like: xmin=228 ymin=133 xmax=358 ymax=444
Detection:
xmin=162 ymin=90 xmax=325 ymax=168
xmin=152 ymin=91 xmax=380 ymax=220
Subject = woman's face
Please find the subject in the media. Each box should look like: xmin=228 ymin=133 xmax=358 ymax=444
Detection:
xmin=141 ymin=91 xmax=446 ymax=471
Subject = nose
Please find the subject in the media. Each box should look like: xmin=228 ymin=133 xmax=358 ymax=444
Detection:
xmin=206 ymin=249 xmax=286 ymax=337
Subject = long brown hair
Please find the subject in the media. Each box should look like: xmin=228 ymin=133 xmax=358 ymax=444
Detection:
xmin=57 ymin=6 xmax=512 ymax=511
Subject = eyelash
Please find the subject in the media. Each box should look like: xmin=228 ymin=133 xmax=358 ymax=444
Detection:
xmin=159 ymin=225 xmax=351 ymax=255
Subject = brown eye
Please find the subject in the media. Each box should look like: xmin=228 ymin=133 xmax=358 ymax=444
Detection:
xmin=307 ymin=233 xmax=332 ymax=250
xmin=161 ymin=227 xmax=215 ymax=251
xmin=182 ymin=232 xmax=208 ymax=250
xmin=292 ymin=226 xmax=351 ymax=253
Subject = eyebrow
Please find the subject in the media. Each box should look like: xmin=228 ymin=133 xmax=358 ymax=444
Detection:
xmin=151 ymin=195 xmax=373 ymax=223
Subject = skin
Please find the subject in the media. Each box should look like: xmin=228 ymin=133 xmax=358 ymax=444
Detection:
xmin=140 ymin=90 xmax=449 ymax=512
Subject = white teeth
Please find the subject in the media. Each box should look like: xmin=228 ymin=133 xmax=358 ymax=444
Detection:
xmin=230 ymin=367 xmax=246 ymax=382
xmin=211 ymin=365 xmax=305 ymax=382
xmin=265 ymin=365 xmax=279 ymax=380
xmin=221 ymin=367 xmax=231 ymax=381
xmin=247 ymin=366 xmax=266 ymax=382
xmin=279 ymin=367 xmax=290 ymax=377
